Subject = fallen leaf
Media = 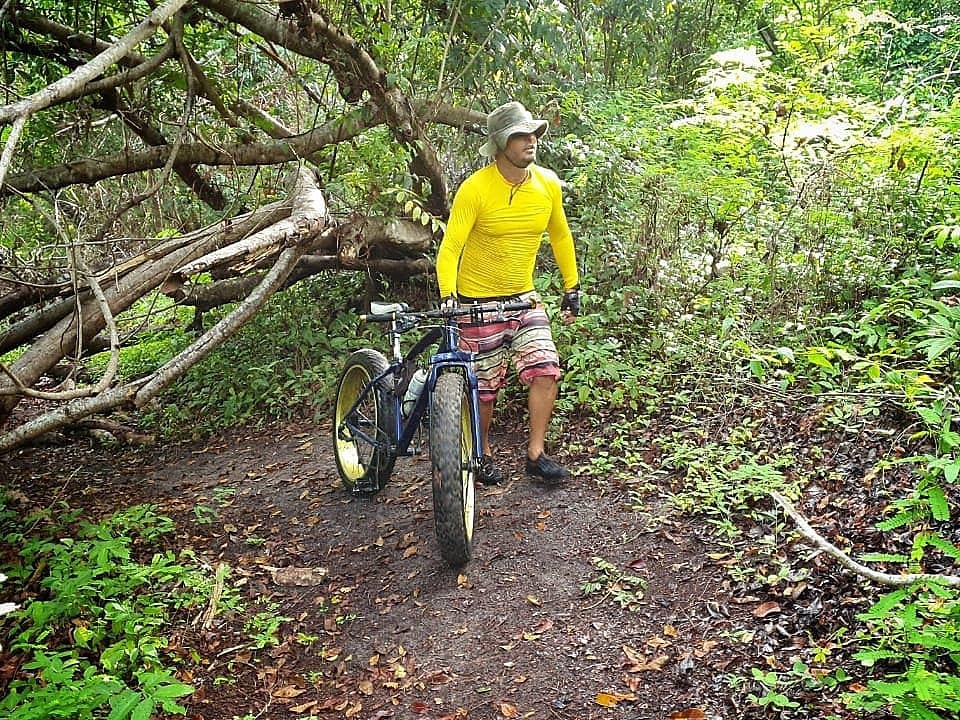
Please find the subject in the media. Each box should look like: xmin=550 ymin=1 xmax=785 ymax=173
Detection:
xmin=784 ymin=581 xmax=807 ymax=598
xmin=532 ymin=618 xmax=554 ymax=633
xmin=526 ymin=594 xmax=542 ymax=606
xmin=695 ymin=640 xmax=719 ymax=657
xmin=345 ymin=701 xmax=363 ymax=718
xmin=663 ymin=624 xmax=679 ymax=637
xmin=269 ymin=566 xmax=328 ymax=586
xmin=358 ymin=680 xmax=374 ymax=695
xmin=272 ymin=685 xmax=306 ymax=698
xmin=537 ymin=510 xmax=552 ymax=519
xmin=632 ymin=655 xmax=670 ymax=672
xmin=403 ymin=545 xmax=419 ymax=558
xmin=499 ymin=701 xmax=519 ymax=718
xmin=595 ymin=692 xmax=636 ymax=707
xmin=290 ymin=700 xmax=318 ymax=713
xmin=425 ymin=670 xmax=453 ymax=684
xmin=669 ymin=709 xmax=707 ymax=719
xmin=753 ymin=601 xmax=782 ymax=618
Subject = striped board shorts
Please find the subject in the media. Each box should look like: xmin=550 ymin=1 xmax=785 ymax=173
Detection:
xmin=456 ymin=292 xmax=562 ymax=402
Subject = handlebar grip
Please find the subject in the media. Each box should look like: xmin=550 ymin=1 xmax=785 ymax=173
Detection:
xmin=502 ymin=297 xmax=538 ymax=311
xmin=359 ymin=313 xmax=390 ymax=323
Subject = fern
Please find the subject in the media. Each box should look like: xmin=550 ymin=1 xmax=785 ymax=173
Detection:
xmin=918 ymin=532 xmax=960 ymax=563
xmin=853 ymin=648 xmax=908 ymax=666
xmin=858 ymin=586 xmax=911 ymax=622
xmin=860 ymin=552 xmax=911 ymax=564
xmin=926 ymin=485 xmax=951 ymax=522
xmin=878 ymin=507 xmax=927 ymax=531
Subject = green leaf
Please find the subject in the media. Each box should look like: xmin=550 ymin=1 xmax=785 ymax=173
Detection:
xmin=922 ymin=336 xmax=956 ymax=361
xmin=926 ymin=486 xmax=950 ymax=521
xmin=131 ymin=698 xmax=155 ymax=720
xmin=805 ymin=348 xmax=835 ymax=371
xmin=107 ymin=690 xmax=141 ymax=720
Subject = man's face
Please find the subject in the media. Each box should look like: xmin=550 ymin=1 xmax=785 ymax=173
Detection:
xmin=503 ymin=132 xmax=538 ymax=168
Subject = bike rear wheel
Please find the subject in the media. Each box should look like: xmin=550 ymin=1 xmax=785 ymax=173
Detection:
xmin=430 ymin=371 xmax=476 ymax=566
xmin=332 ymin=349 xmax=396 ymax=494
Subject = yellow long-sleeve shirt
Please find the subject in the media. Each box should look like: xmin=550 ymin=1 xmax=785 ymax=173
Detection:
xmin=436 ymin=163 xmax=579 ymax=299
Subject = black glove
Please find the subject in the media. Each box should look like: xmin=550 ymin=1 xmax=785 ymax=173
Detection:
xmin=439 ymin=294 xmax=459 ymax=313
xmin=560 ymin=285 xmax=581 ymax=316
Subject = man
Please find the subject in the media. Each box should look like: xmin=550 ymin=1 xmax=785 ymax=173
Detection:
xmin=435 ymin=100 xmax=581 ymax=486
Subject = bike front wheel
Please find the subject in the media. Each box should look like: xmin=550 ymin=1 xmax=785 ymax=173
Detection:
xmin=430 ymin=371 xmax=476 ymax=566
xmin=332 ymin=349 xmax=396 ymax=494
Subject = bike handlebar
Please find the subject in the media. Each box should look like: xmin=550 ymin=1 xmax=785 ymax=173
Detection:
xmin=360 ymin=297 xmax=536 ymax=324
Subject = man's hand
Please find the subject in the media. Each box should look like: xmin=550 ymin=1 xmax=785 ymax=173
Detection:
xmin=439 ymin=294 xmax=459 ymax=314
xmin=560 ymin=285 xmax=581 ymax=323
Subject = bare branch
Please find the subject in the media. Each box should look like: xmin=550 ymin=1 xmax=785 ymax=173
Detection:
xmin=134 ymin=167 xmax=327 ymax=405
xmin=772 ymin=491 xmax=960 ymax=588
xmin=3 ymin=104 xmax=380 ymax=197
xmin=0 ymin=168 xmax=328 ymax=449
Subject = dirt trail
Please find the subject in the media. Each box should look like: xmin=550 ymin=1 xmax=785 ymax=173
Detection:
xmin=6 ymin=418 xmax=750 ymax=720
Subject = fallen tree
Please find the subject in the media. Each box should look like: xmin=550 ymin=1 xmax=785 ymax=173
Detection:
xmin=0 ymin=166 xmax=328 ymax=451
xmin=0 ymin=1 xmax=490 ymax=448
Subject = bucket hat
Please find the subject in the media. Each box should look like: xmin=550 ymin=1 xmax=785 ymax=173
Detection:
xmin=479 ymin=101 xmax=548 ymax=158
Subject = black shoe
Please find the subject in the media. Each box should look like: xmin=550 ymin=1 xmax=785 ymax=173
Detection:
xmin=525 ymin=453 xmax=571 ymax=485
xmin=476 ymin=455 xmax=504 ymax=485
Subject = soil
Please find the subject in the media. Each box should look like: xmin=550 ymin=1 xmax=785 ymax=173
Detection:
xmin=3 ymin=397 xmax=910 ymax=720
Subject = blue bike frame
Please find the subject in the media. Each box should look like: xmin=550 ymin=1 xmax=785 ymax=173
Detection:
xmin=341 ymin=318 xmax=482 ymax=467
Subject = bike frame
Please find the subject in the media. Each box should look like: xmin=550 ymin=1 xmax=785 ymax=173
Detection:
xmin=339 ymin=312 xmax=481 ymax=471
xmin=339 ymin=299 xmax=534 ymax=494
xmin=390 ymin=319 xmax=482 ymax=460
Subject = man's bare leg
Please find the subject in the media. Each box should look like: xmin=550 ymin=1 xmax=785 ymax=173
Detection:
xmin=479 ymin=398 xmax=495 ymax=456
xmin=526 ymin=375 xmax=557 ymax=461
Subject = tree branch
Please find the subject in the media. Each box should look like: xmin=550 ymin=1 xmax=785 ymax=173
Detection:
xmin=0 ymin=0 xmax=191 ymax=188
xmin=3 ymin=104 xmax=380 ymax=196
xmin=0 ymin=168 xmax=328 ymax=449
xmin=771 ymin=491 xmax=960 ymax=587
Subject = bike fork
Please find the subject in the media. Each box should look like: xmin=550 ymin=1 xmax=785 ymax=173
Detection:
xmin=466 ymin=375 xmax=484 ymax=473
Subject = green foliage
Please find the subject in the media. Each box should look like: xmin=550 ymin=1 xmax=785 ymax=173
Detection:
xmin=550 ymin=281 xmax=660 ymax=415
xmin=850 ymin=583 xmax=960 ymax=719
xmin=139 ymin=275 xmax=365 ymax=437
xmin=659 ymin=433 xmax=794 ymax=539
xmin=0 ymin=501 xmax=234 ymax=720
xmin=580 ymin=556 xmax=646 ymax=611
xmin=244 ymin=600 xmax=293 ymax=650
xmin=741 ymin=661 xmax=851 ymax=713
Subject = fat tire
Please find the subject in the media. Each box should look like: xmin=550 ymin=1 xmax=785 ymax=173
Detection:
xmin=430 ymin=371 xmax=476 ymax=566
xmin=332 ymin=348 xmax=396 ymax=494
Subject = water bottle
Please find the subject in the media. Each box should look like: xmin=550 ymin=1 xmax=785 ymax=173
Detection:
xmin=402 ymin=368 xmax=428 ymax=416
